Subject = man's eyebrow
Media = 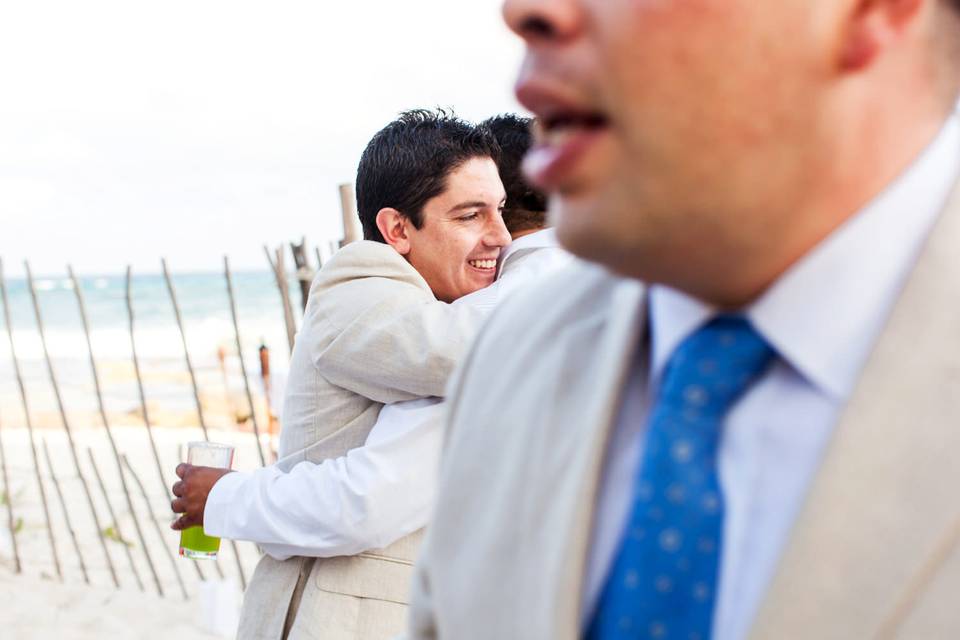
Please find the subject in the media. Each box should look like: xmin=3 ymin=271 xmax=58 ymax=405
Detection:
xmin=446 ymin=201 xmax=492 ymax=214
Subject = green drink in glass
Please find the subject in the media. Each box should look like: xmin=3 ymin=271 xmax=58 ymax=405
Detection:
xmin=180 ymin=525 xmax=221 ymax=558
xmin=179 ymin=441 xmax=234 ymax=560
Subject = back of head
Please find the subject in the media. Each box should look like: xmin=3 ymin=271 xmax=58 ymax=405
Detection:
xmin=481 ymin=114 xmax=548 ymax=236
xmin=356 ymin=109 xmax=501 ymax=243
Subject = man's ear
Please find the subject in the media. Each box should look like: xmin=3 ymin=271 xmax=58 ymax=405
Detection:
xmin=838 ymin=0 xmax=925 ymax=71
xmin=375 ymin=208 xmax=412 ymax=255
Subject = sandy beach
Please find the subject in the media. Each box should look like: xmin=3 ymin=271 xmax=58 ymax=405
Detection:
xmin=0 ymin=268 xmax=294 ymax=637
xmin=0 ymin=424 xmax=269 ymax=639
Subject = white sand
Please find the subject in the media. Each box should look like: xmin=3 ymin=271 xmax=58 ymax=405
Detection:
xmin=0 ymin=425 xmax=269 ymax=639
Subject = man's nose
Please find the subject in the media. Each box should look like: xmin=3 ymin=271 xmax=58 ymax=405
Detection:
xmin=483 ymin=214 xmax=513 ymax=248
xmin=502 ymin=0 xmax=582 ymax=44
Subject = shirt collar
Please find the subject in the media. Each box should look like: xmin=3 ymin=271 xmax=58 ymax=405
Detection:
xmin=651 ymin=114 xmax=960 ymax=400
xmin=497 ymin=228 xmax=559 ymax=276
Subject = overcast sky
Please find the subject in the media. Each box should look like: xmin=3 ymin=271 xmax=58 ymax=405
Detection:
xmin=0 ymin=0 xmax=524 ymax=278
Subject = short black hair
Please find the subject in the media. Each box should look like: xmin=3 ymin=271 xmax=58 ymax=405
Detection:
xmin=480 ymin=114 xmax=548 ymax=235
xmin=356 ymin=109 xmax=501 ymax=243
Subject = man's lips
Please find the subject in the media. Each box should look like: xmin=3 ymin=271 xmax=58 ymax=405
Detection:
xmin=524 ymin=125 xmax=608 ymax=191
xmin=516 ymin=79 xmax=610 ymax=190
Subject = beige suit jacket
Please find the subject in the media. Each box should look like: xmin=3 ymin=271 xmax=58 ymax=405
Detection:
xmin=239 ymin=241 xmax=484 ymax=640
xmin=408 ymin=181 xmax=960 ymax=639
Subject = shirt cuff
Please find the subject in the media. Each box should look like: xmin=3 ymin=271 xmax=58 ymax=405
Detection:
xmin=202 ymin=470 xmax=250 ymax=539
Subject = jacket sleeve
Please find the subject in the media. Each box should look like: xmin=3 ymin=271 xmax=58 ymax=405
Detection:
xmin=308 ymin=275 xmax=488 ymax=404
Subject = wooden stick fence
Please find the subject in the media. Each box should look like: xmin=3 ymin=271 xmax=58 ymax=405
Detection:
xmin=264 ymin=245 xmax=297 ymax=355
xmin=1 ymin=239 xmax=340 ymax=593
xmin=225 ymin=256 xmax=267 ymax=468
xmin=68 ymin=265 xmax=146 ymax=591
xmin=125 ymin=268 xmax=169 ymax=500
xmin=160 ymin=260 xmax=232 ymax=582
xmin=0 ymin=258 xmax=61 ymax=580
xmin=86 ymin=448 xmax=146 ymax=592
xmin=25 ymin=261 xmax=119 ymax=588
xmin=41 ymin=438 xmax=90 ymax=585
xmin=290 ymin=237 xmax=313 ymax=312
xmin=121 ymin=454 xmax=189 ymax=601
xmin=161 ymin=258 xmax=210 ymax=441
xmin=124 ymin=262 xmax=211 ymax=584
xmin=0 ymin=408 xmax=22 ymax=574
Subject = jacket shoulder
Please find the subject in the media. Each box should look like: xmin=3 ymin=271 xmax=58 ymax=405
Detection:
xmin=304 ymin=241 xmax=434 ymax=330
xmin=312 ymin=241 xmax=430 ymax=296
xmin=478 ymin=258 xmax=641 ymax=349
xmin=442 ymin=258 xmax=643 ymax=424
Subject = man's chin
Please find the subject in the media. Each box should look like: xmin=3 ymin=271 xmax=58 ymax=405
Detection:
xmin=551 ymin=196 xmax=616 ymax=261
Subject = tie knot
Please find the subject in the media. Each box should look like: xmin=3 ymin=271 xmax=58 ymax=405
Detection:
xmin=659 ymin=315 xmax=775 ymax=416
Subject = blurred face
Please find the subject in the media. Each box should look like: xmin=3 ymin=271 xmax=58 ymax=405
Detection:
xmin=504 ymin=0 xmax=832 ymax=291
xmin=406 ymin=157 xmax=511 ymax=302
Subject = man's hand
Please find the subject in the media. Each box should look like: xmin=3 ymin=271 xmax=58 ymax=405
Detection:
xmin=170 ymin=463 xmax=234 ymax=531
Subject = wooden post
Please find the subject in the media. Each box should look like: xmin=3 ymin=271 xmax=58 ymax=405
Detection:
xmin=224 ymin=256 xmax=267 ymax=467
xmin=160 ymin=258 xmax=209 ymax=441
xmin=0 ymin=258 xmax=59 ymax=579
xmin=25 ymin=261 xmax=119 ymax=588
xmin=122 ymin=454 xmax=189 ymax=601
xmin=339 ymin=183 xmax=363 ymax=246
xmin=127 ymin=267 xmax=210 ymax=584
xmin=125 ymin=267 xmax=170 ymax=499
xmin=263 ymin=246 xmax=297 ymax=355
xmin=289 ymin=236 xmax=313 ymax=312
xmin=86 ymin=448 xmax=145 ymax=591
xmin=68 ymin=265 xmax=144 ymax=590
xmin=0 ymin=408 xmax=22 ymax=573
xmin=41 ymin=438 xmax=90 ymax=584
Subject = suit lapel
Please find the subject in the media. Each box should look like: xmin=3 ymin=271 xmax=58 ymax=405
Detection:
xmin=749 ymin=178 xmax=960 ymax=638
xmin=549 ymin=280 xmax=648 ymax=637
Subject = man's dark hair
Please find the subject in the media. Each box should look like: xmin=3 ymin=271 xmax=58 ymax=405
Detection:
xmin=480 ymin=114 xmax=548 ymax=235
xmin=356 ymin=109 xmax=501 ymax=243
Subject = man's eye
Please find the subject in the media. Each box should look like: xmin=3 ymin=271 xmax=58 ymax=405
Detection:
xmin=459 ymin=213 xmax=479 ymax=221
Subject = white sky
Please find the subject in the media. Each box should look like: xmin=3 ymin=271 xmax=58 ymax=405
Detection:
xmin=0 ymin=0 xmax=524 ymax=278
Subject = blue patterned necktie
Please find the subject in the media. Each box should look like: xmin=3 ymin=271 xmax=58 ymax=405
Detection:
xmin=586 ymin=316 xmax=775 ymax=640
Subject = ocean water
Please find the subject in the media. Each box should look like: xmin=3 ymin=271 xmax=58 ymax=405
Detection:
xmin=1 ymin=270 xmax=302 ymax=361
xmin=0 ymin=270 xmax=305 ymax=425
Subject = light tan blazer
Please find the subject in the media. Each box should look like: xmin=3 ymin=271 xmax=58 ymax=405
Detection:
xmin=408 ymin=182 xmax=960 ymax=639
xmin=239 ymin=241 xmax=484 ymax=640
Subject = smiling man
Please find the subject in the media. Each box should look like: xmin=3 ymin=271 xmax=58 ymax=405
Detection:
xmin=409 ymin=0 xmax=960 ymax=639
xmin=176 ymin=109 xmax=510 ymax=640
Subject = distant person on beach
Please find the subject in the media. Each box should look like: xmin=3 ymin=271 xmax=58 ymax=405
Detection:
xmin=171 ymin=111 xmax=568 ymax=640
xmin=406 ymin=0 xmax=960 ymax=639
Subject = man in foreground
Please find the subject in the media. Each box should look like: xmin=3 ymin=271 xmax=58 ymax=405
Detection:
xmin=410 ymin=0 xmax=960 ymax=638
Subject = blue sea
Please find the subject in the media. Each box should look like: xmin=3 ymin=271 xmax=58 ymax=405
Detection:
xmin=1 ymin=270 xmax=301 ymax=359
xmin=0 ymin=270 xmax=305 ymax=425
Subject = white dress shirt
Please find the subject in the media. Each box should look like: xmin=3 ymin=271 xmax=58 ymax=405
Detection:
xmin=582 ymin=114 xmax=960 ymax=639
xmin=204 ymin=229 xmax=571 ymax=559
